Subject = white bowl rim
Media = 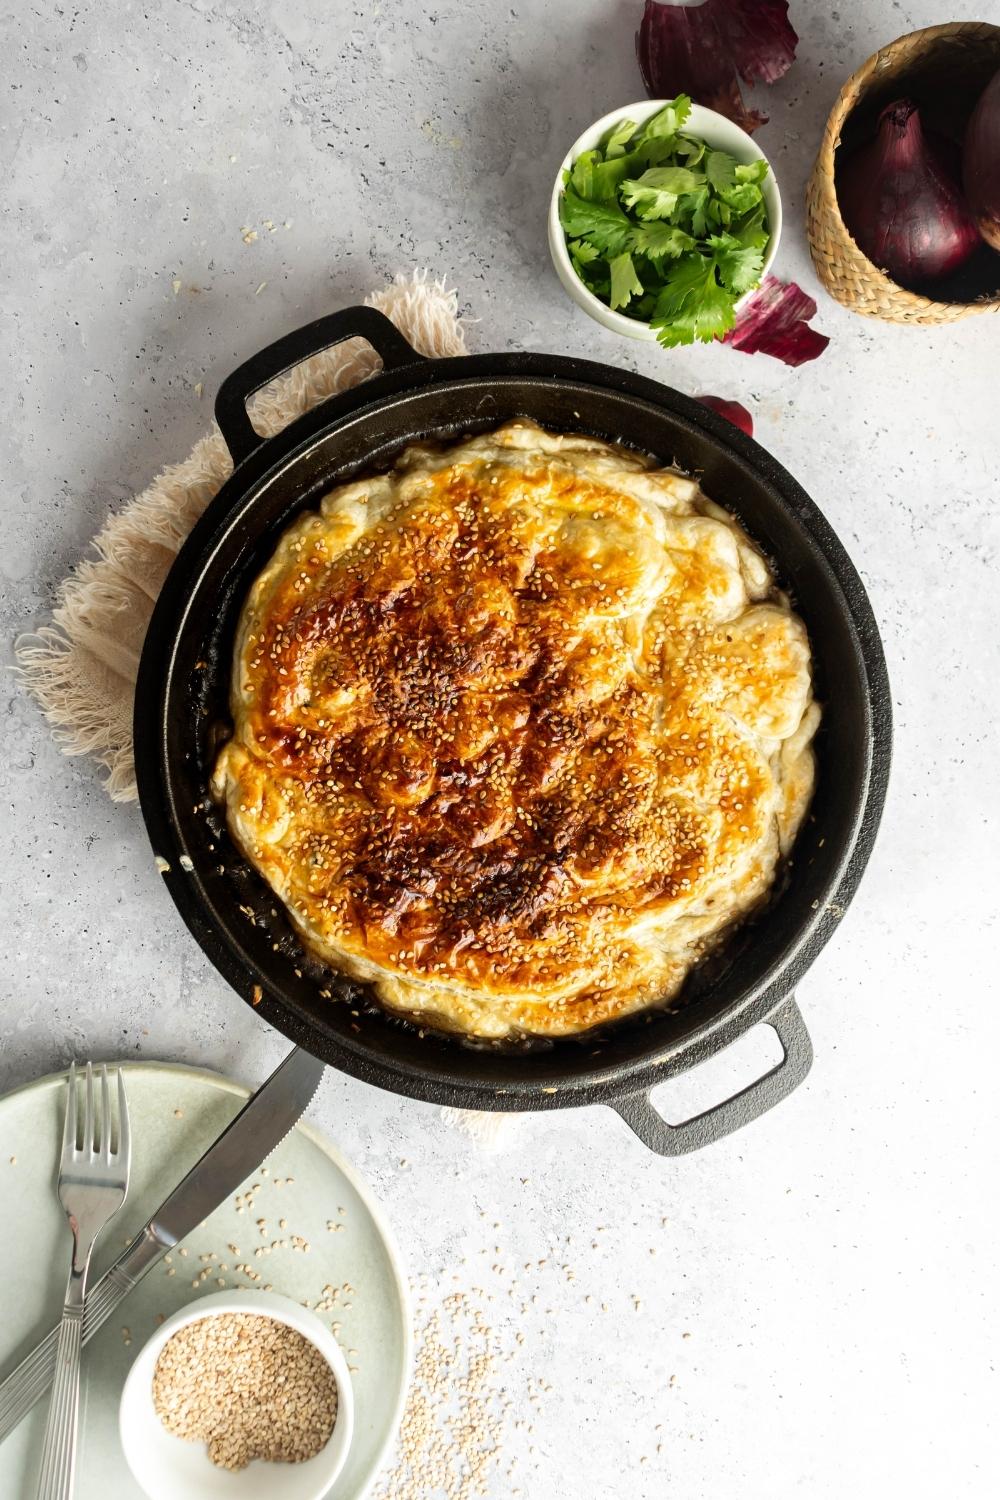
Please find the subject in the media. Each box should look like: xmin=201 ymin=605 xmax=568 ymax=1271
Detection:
xmin=547 ymin=97 xmax=783 ymax=341
xmin=119 ymin=1288 xmax=355 ymax=1500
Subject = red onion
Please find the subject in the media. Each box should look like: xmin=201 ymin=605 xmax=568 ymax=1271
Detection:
xmin=838 ymin=99 xmax=981 ymax=289
xmin=963 ymin=67 xmax=1000 ymax=252
xmin=696 ymin=396 xmax=753 ymax=435
xmin=635 ymin=0 xmax=798 ymax=134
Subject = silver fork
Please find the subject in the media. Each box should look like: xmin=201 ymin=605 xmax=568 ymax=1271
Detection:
xmin=35 ymin=1064 xmax=131 ymax=1500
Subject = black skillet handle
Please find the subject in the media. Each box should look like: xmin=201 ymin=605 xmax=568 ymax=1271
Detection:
xmin=611 ymin=994 xmax=813 ymax=1156
xmin=214 ymin=306 xmax=426 ymax=467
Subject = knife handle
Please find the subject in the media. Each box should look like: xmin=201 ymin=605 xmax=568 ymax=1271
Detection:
xmin=0 ymin=1227 xmax=165 ymax=1444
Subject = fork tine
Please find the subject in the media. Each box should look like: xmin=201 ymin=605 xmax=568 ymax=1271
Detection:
xmin=62 ymin=1062 xmax=78 ymax=1161
xmin=116 ymin=1070 xmax=131 ymax=1169
xmin=83 ymin=1062 xmax=94 ymax=1158
xmin=98 ymin=1065 xmax=110 ymax=1160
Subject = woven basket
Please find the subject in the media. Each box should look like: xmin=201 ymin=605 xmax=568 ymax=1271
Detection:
xmin=806 ymin=21 xmax=1000 ymax=324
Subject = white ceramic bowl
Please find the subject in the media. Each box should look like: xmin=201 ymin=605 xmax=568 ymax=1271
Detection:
xmin=548 ymin=99 xmax=782 ymax=341
xmin=119 ymin=1290 xmax=355 ymax=1500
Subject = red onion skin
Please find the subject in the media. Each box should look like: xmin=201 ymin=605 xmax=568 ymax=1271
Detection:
xmin=723 ymin=276 xmax=830 ymax=365
xmin=635 ymin=0 xmax=797 ymax=134
xmin=964 ymin=69 xmax=1000 ymax=252
xmin=838 ymin=100 xmax=981 ymax=288
xmin=696 ymin=396 xmax=753 ymax=436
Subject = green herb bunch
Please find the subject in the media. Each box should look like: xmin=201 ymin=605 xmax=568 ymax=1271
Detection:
xmin=559 ymin=96 xmax=771 ymax=347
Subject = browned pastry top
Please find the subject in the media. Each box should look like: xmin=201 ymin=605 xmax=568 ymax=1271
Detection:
xmin=212 ymin=422 xmax=818 ymax=1038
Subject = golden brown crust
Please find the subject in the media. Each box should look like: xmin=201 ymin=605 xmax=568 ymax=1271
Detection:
xmin=213 ymin=422 xmax=818 ymax=1038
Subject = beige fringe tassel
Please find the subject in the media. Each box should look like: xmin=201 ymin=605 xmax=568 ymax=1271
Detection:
xmin=16 ymin=271 xmax=469 ymax=801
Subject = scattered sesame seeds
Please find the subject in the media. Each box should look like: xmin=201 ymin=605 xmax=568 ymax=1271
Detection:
xmin=372 ymin=1289 xmax=512 ymax=1500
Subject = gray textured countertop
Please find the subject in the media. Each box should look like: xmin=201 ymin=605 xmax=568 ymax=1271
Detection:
xmin=3 ymin=2 xmax=998 ymax=1496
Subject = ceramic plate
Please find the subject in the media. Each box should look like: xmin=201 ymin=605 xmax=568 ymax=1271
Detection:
xmin=0 ymin=1062 xmax=410 ymax=1499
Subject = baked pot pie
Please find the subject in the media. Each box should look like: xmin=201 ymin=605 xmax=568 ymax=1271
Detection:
xmin=212 ymin=421 xmax=819 ymax=1039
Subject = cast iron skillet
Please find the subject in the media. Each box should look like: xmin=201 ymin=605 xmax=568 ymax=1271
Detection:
xmin=134 ymin=307 xmax=891 ymax=1155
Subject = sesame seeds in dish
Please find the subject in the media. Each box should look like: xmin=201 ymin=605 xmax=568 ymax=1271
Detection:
xmin=152 ymin=1312 xmax=338 ymax=1469
xmin=211 ymin=420 xmax=818 ymax=1040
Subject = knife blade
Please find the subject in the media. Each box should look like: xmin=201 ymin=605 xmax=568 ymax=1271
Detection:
xmin=0 ymin=1046 xmax=326 ymax=1444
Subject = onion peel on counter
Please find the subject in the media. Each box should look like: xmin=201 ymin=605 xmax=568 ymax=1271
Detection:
xmin=636 ymin=0 xmax=798 ymax=134
xmin=696 ymin=396 xmax=753 ymax=435
xmin=723 ymin=275 xmax=829 ymax=365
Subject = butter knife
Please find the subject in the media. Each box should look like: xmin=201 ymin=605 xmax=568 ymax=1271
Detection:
xmin=0 ymin=1046 xmax=326 ymax=1444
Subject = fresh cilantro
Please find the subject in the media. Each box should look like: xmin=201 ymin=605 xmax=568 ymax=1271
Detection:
xmin=631 ymin=94 xmax=692 ymax=147
xmin=568 ymin=238 xmax=602 ymax=266
xmin=558 ymin=188 xmax=636 ymax=257
xmin=559 ymin=98 xmax=770 ymax=349
xmin=635 ymin=222 xmax=695 ymax=260
xmin=573 ymin=147 xmax=638 ymax=201
xmin=683 ymin=185 xmax=712 ymax=239
xmin=620 ymin=166 xmax=704 ymax=219
xmin=609 ymin=252 xmax=645 ymax=311
xmin=731 ymin=200 xmax=769 ymax=249
xmin=735 ymin=159 xmax=769 ymax=185
xmin=708 ymin=234 xmax=765 ymax=296
xmin=673 ymin=135 xmax=706 ymax=167
xmin=570 ymin=149 xmax=599 ymax=198
xmin=718 ymin=180 xmax=766 ymax=215
xmin=589 ymin=153 xmax=638 ymax=201
xmin=651 ymin=254 xmax=737 ymax=346
xmin=601 ymin=117 xmax=637 ymax=157
xmin=705 ymin=149 xmax=738 ymax=192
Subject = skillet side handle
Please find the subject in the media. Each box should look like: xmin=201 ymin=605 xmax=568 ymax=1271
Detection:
xmin=611 ymin=994 xmax=812 ymax=1156
xmin=214 ymin=306 xmax=427 ymax=466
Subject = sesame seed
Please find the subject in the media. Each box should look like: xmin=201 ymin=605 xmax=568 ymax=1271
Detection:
xmin=152 ymin=1313 xmax=338 ymax=1470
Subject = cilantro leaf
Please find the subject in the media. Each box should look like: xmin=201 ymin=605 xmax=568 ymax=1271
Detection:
xmin=589 ymin=153 xmax=637 ymax=201
xmin=707 ymin=196 xmax=730 ymax=229
xmin=705 ymin=149 xmax=738 ymax=192
xmin=651 ymin=254 xmax=737 ymax=347
xmin=569 ymin=148 xmax=642 ymax=205
xmin=730 ymin=200 xmax=769 ymax=249
xmin=635 ymin=222 xmax=695 ymax=260
xmin=609 ymin=252 xmax=644 ymax=311
xmin=620 ymin=166 xmax=704 ymax=219
xmin=568 ymin=238 xmax=601 ymax=266
xmin=673 ymin=134 xmax=706 ymax=167
xmin=559 ymin=188 xmax=636 ymax=256
xmin=601 ymin=117 xmax=637 ymax=157
xmin=632 ymin=94 xmax=692 ymax=147
xmin=708 ymin=234 xmax=765 ymax=295
xmin=717 ymin=180 xmax=764 ymax=215
xmin=681 ymin=185 xmax=711 ymax=238
xmin=735 ymin=159 xmax=769 ymax=186
xmin=570 ymin=149 xmax=599 ymax=199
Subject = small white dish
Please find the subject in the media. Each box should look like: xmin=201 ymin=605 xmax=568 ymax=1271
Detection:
xmin=548 ymin=99 xmax=783 ymax=341
xmin=119 ymin=1289 xmax=355 ymax=1500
